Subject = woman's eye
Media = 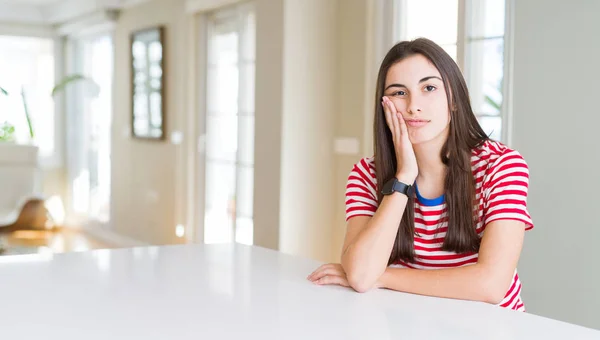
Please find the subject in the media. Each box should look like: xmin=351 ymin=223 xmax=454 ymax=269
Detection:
xmin=393 ymin=90 xmax=406 ymax=96
xmin=424 ymin=85 xmax=436 ymax=92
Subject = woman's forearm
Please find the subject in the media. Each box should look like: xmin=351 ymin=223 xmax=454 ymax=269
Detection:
xmin=379 ymin=264 xmax=507 ymax=304
xmin=341 ymin=190 xmax=409 ymax=292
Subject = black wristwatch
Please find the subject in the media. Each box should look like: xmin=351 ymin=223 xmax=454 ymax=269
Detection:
xmin=381 ymin=177 xmax=414 ymax=197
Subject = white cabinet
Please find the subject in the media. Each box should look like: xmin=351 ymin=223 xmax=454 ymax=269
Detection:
xmin=0 ymin=143 xmax=40 ymax=225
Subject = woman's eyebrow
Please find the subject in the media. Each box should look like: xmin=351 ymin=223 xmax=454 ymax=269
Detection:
xmin=384 ymin=83 xmax=406 ymax=91
xmin=384 ymin=76 xmax=442 ymax=91
xmin=419 ymin=76 xmax=442 ymax=83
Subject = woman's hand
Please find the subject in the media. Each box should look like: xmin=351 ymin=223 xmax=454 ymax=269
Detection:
xmin=307 ymin=263 xmax=350 ymax=287
xmin=382 ymin=96 xmax=418 ymax=183
xmin=308 ymin=263 xmax=385 ymax=291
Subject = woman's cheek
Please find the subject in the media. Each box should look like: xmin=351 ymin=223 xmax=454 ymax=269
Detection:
xmin=390 ymin=98 xmax=406 ymax=112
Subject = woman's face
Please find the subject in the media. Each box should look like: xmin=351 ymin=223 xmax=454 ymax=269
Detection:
xmin=383 ymin=54 xmax=451 ymax=145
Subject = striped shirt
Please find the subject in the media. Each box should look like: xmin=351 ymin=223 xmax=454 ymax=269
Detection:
xmin=345 ymin=140 xmax=534 ymax=311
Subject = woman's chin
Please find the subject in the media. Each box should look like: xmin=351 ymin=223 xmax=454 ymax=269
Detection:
xmin=408 ymin=132 xmax=430 ymax=145
xmin=408 ymin=127 xmax=449 ymax=146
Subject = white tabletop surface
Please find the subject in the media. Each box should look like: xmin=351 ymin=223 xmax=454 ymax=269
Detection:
xmin=0 ymin=243 xmax=598 ymax=339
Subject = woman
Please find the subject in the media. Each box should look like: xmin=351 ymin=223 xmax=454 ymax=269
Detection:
xmin=307 ymin=38 xmax=534 ymax=311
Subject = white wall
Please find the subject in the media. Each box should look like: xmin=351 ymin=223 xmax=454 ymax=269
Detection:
xmin=512 ymin=0 xmax=600 ymax=330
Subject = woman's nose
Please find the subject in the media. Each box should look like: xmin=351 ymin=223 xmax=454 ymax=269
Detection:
xmin=406 ymin=99 xmax=422 ymax=115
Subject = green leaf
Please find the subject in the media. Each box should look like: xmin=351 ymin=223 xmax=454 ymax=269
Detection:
xmin=51 ymin=74 xmax=87 ymax=96
xmin=21 ymin=89 xmax=34 ymax=139
xmin=0 ymin=86 xmax=8 ymax=96
xmin=485 ymin=95 xmax=501 ymax=112
xmin=0 ymin=122 xmax=15 ymax=142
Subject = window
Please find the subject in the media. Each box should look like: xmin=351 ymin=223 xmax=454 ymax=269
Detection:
xmin=395 ymin=0 xmax=459 ymax=60
xmin=68 ymin=34 xmax=113 ymax=223
xmin=394 ymin=0 xmax=507 ymax=141
xmin=465 ymin=0 xmax=505 ymax=141
xmin=0 ymin=36 xmax=55 ymax=156
xmin=203 ymin=3 xmax=255 ymax=245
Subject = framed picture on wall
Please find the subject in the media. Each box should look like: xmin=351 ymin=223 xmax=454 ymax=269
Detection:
xmin=130 ymin=26 xmax=165 ymax=140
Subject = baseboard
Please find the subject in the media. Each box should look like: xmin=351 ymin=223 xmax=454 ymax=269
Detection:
xmin=81 ymin=225 xmax=149 ymax=248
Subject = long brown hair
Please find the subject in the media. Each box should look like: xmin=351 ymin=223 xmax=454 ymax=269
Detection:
xmin=373 ymin=38 xmax=490 ymax=264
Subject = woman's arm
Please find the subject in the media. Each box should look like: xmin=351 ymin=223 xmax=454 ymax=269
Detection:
xmin=341 ymin=96 xmax=418 ymax=293
xmin=377 ymin=220 xmax=526 ymax=304
xmin=340 ymin=180 xmax=412 ymax=293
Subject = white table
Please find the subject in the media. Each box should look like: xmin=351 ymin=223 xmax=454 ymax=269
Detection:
xmin=0 ymin=243 xmax=598 ymax=339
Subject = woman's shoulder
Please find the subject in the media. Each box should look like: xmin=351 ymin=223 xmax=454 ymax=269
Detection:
xmin=346 ymin=156 xmax=379 ymax=203
xmin=472 ymin=139 xmax=529 ymax=179
xmin=472 ymin=139 xmax=527 ymax=162
xmin=350 ymin=156 xmax=376 ymax=177
xmin=348 ymin=156 xmax=378 ymax=186
xmin=345 ymin=156 xmax=379 ymax=218
xmin=353 ymin=156 xmax=376 ymax=169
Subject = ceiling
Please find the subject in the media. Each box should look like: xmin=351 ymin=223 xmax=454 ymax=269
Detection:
xmin=0 ymin=0 xmax=150 ymax=26
xmin=0 ymin=0 xmax=64 ymax=5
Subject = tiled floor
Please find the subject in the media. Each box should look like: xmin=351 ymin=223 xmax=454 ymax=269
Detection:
xmin=0 ymin=228 xmax=112 ymax=256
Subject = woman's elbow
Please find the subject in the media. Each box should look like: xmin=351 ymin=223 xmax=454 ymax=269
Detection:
xmin=342 ymin=259 xmax=381 ymax=293
xmin=346 ymin=270 xmax=377 ymax=293
xmin=481 ymin=276 xmax=510 ymax=304
xmin=483 ymin=289 xmax=506 ymax=305
xmin=476 ymin=265 xmax=512 ymax=305
xmin=347 ymin=276 xmax=374 ymax=293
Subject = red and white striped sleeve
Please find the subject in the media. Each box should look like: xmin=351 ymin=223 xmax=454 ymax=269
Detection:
xmin=483 ymin=150 xmax=534 ymax=230
xmin=345 ymin=158 xmax=379 ymax=221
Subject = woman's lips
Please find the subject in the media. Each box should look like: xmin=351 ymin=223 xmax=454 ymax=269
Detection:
xmin=405 ymin=119 xmax=430 ymax=128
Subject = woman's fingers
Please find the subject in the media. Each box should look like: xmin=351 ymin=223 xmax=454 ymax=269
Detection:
xmin=315 ymin=275 xmax=350 ymax=287
xmin=307 ymin=263 xmax=340 ymax=281
xmin=382 ymin=98 xmax=394 ymax=139
xmin=309 ymin=267 xmax=345 ymax=282
xmin=307 ymin=264 xmax=328 ymax=281
xmin=307 ymin=263 xmax=350 ymax=287
xmin=396 ymin=109 xmax=409 ymax=137
xmin=384 ymin=97 xmax=401 ymax=144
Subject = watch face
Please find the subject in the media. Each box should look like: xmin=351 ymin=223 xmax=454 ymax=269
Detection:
xmin=381 ymin=178 xmax=395 ymax=195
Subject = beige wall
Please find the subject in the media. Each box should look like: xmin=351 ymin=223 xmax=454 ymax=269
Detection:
xmin=331 ymin=0 xmax=370 ymax=262
xmin=278 ymin=0 xmax=337 ymax=261
xmin=256 ymin=0 xmax=372 ymax=262
xmin=253 ymin=0 xmax=284 ymax=250
xmin=112 ymin=0 xmax=191 ymax=245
